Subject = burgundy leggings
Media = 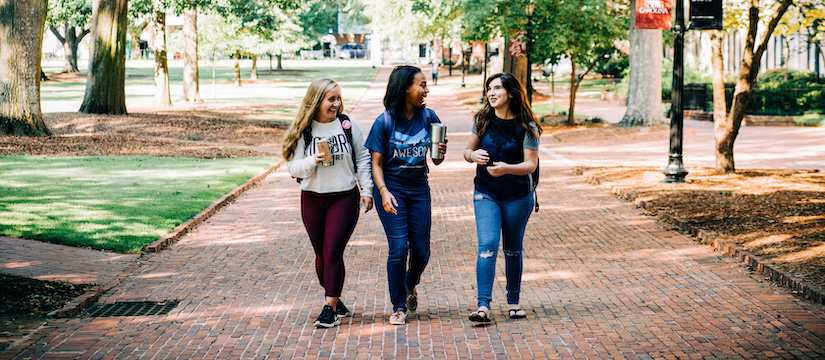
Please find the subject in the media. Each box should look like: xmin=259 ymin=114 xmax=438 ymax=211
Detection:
xmin=300 ymin=187 xmax=360 ymax=298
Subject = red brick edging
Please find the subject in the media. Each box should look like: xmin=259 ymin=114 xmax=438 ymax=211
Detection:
xmin=45 ymin=161 xmax=284 ymax=319
xmin=575 ymin=169 xmax=825 ymax=305
xmin=143 ymin=161 xmax=284 ymax=253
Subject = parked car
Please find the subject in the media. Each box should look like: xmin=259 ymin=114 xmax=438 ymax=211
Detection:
xmin=339 ymin=43 xmax=366 ymax=59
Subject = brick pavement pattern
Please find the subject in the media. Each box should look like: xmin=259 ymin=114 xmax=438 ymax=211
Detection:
xmin=4 ymin=67 xmax=825 ymax=359
xmin=0 ymin=236 xmax=138 ymax=285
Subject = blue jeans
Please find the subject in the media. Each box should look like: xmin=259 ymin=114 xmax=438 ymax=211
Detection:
xmin=375 ymin=185 xmax=432 ymax=311
xmin=474 ymin=190 xmax=533 ymax=308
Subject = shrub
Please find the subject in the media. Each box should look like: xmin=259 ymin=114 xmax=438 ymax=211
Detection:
xmin=595 ymin=54 xmax=629 ymax=78
xmin=756 ymin=69 xmax=820 ymax=86
xmin=797 ymin=89 xmax=825 ymax=110
xmin=794 ymin=113 xmax=825 ymax=127
xmin=679 ymin=69 xmax=825 ymax=115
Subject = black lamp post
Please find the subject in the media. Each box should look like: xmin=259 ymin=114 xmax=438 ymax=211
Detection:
xmin=461 ymin=42 xmax=468 ymax=87
xmin=525 ymin=0 xmax=535 ymax=104
xmin=662 ymin=0 xmax=688 ymax=183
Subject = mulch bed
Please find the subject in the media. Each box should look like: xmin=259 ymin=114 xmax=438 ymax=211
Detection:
xmin=0 ymin=274 xmax=93 ymax=352
xmin=1 ymin=104 xmax=292 ymax=158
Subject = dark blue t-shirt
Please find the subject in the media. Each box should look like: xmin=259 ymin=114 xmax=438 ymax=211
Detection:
xmin=365 ymin=108 xmax=441 ymax=190
xmin=473 ymin=115 xmax=539 ymax=200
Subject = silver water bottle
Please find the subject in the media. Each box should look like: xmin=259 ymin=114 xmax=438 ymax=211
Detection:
xmin=430 ymin=123 xmax=446 ymax=160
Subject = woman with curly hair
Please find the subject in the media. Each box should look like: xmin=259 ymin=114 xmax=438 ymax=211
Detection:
xmin=463 ymin=73 xmax=541 ymax=324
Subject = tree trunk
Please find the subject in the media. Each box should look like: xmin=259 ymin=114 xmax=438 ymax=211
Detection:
xmin=234 ymin=50 xmax=242 ymax=87
xmin=154 ymin=5 xmax=171 ymax=107
xmin=620 ymin=0 xmax=665 ymax=127
xmin=250 ymin=54 xmax=258 ymax=80
xmin=50 ymin=22 xmax=87 ymax=73
xmin=565 ymin=59 xmax=578 ymax=125
xmin=719 ymin=0 xmax=793 ymax=173
xmin=181 ymin=7 xmax=202 ymax=102
xmin=551 ymin=67 xmax=556 ymax=114
xmin=277 ymin=54 xmax=283 ymax=70
xmin=79 ymin=0 xmax=128 ymax=115
xmin=709 ymin=30 xmax=730 ymax=172
xmin=503 ymin=37 xmax=530 ymax=94
xmin=0 ymin=0 xmax=52 ymax=136
xmin=128 ymin=18 xmax=148 ymax=59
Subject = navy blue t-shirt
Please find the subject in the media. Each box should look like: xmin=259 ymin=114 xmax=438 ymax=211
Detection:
xmin=365 ymin=108 xmax=441 ymax=190
xmin=473 ymin=115 xmax=539 ymax=200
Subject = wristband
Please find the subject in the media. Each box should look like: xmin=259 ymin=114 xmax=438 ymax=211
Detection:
xmin=379 ymin=185 xmax=387 ymax=191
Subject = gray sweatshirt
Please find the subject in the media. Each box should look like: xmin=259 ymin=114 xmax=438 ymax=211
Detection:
xmin=286 ymin=117 xmax=373 ymax=197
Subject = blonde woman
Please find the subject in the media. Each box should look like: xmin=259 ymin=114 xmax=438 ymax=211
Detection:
xmin=282 ymin=78 xmax=373 ymax=328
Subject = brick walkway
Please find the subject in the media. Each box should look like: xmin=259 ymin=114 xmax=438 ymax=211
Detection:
xmin=0 ymin=236 xmax=138 ymax=285
xmin=3 ymin=67 xmax=825 ymax=359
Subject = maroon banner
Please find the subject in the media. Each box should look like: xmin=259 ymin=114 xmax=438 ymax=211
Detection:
xmin=509 ymin=31 xmax=527 ymax=58
xmin=472 ymin=42 xmax=485 ymax=57
xmin=635 ymin=0 xmax=672 ymax=30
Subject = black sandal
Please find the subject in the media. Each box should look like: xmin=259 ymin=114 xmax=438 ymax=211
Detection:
xmin=469 ymin=307 xmax=492 ymax=323
xmin=508 ymin=307 xmax=526 ymax=319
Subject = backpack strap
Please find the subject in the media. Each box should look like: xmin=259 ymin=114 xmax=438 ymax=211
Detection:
xmin=382 ymin=110 xmax=394 ymax=140
xmin=422 ymin=107 xmax=432 ymax=124
xmin=338 ymin=114 xmax=357 ymax=174
xmin=522 ymin=127 xmax=540 ymax=213
xmin=295 ymin=127 xmax=313 ymax=183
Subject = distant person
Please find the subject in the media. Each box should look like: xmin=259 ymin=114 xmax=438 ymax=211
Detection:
xmin=431 ymin=61 xmax=439 ymax=85
xmin=463 ymin=73 xmax=541 ymax=324
xmin=282 ymin=78 xmax=373 ymax=328
xmin=365 ymin=65 xmax=448 ymax=325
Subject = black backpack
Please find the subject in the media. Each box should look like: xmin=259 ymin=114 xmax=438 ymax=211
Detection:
xmin=296 ymin=114 xmax=357 ymax=183
xmin=529 ymin=160 xmax=540 ymax=212
xmin=525 ymin=128 xmax=540 ymax=212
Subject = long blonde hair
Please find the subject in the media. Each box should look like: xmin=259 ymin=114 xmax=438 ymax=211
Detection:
xmin=282 ymin=78 xmax=344 ymax=161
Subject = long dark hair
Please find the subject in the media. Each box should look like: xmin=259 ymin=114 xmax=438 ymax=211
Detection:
xmin=475 ymin=73 xmax=541 ymax=138
xmin=383 ymin=65 xmax=423 ymax=119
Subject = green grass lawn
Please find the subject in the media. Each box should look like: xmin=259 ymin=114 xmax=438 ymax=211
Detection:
xmin=24 ymin=60 xmax=378 ymax=252
xmin=532 ymin=103 xmax=589 ymax=118
xmin=0 ymin=156 xmax=276 ymax=253
xmin=41 ymin=59 xmax=377 ymax=113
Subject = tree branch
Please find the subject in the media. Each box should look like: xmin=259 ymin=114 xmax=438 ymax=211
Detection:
xmin=50 ymin=24 xmax=65 ymax=44
xmin=751 ymin=0 xmax=794 ymax=83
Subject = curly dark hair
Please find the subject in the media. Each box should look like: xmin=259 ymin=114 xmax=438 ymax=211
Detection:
xmin=474 ymin=73 xmax=541 ymax=138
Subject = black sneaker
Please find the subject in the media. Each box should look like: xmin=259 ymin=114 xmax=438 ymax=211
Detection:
xmin=313 ymin=304 xmax=340 ymax=328
xmin=336 ymin=301 xmax=352 ymax=317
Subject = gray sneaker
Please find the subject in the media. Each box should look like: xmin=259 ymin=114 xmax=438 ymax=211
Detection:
xmin=406 ymin=289 xmax=417 ymax=312
xmin=389 ymin=309 xmax=407 ymax=325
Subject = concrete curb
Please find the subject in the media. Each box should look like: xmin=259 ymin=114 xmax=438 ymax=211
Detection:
xmin=46 ymin=161 xmax=284 ymax=319
xmin=573 ymin=168 xmax=825 ymax=306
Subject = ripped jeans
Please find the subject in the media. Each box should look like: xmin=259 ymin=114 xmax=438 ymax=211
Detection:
xmin=473 ymin=190 xmax=534 ymax=308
